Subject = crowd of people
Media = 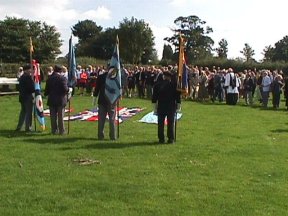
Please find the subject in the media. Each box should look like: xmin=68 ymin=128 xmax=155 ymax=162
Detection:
xmin=15 ymin=63 xmax=288 ymax=143
xmin=66 ymin=64 xmax=288 ymax=109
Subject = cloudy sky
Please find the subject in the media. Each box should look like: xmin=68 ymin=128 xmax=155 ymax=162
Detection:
xmin=1 ymin=0 xmax=287 ymax=61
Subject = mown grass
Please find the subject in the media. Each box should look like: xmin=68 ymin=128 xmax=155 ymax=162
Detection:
xmin=0 ymin=92 xmax=288 ymax=216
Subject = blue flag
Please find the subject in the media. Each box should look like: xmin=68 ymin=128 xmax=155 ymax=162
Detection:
xmin=105 ymin=36 xmax=121 ymax=105
xmin=182 ymin=61 xmax=189 ymax=94
xmin=68 ymin=36 xmax=77 ymax=87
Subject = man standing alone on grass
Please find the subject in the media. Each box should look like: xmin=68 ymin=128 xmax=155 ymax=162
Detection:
xmin=152 ymin=69 xmax=181 ymax=144
xmin=44 ymin=65 xmax=69 ymax=135
xmin=15 ymin=64 xmax=35 ymax=132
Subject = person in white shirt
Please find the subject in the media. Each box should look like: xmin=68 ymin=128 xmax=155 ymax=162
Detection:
xmin=224 ymin=68 xmax=240 ymax=105
xmin=261 ymin=70 xmax=272 ymax=108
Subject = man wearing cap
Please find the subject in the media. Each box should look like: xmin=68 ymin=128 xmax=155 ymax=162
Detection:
xmin=152 ymin=69 xmax=181 ymax=144
xmin=15 ymin=64 xmax=35 ymax=132
xmin=44 ymin=65 xmax=69 ymax=135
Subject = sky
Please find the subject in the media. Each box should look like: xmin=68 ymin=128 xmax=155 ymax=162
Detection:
xmin=1 ymin=0 xmax=288 ymax=61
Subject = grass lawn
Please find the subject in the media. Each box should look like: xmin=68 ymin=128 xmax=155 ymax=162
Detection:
xmin=0 ymin=92 xmax=288 ymax=215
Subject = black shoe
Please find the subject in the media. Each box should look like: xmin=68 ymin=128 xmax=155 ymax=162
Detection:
xmin=159 ymin=140 xmax=165 ymax=144
xmin=167 ymin=139 xmax=174 ymax=144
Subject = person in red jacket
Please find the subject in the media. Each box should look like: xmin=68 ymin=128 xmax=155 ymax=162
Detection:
xmin=79 ymin=70 xmax=88 ymax=96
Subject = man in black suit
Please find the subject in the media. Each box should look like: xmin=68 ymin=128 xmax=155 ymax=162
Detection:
xmin=93 ymin=69 xmax=116 ymax=140
xmin=16 ymin=64 xmax=35 ymax=132
xmin=44 ymin=65 xmax=69 ymax=135
xmin=152 ymin=69 xmax=181 ymax=144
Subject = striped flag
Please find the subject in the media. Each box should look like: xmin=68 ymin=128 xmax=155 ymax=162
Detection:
xmin=105 ymin=35 xmax=122 ymax=105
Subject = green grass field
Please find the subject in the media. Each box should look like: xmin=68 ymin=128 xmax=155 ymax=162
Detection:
xmin=0 ymin=93 xmax=288 ymax=215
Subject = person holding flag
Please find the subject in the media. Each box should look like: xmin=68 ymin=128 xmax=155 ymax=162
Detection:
xmin=15 ymin=64 xmax=35 ymax=132
xmin=152 ymin=33 xmax=186 ymax=144
xmin=93 ymin=36 xmax=121 ymax=140
xmin=152 ymin=67 xmax=181 ymax=144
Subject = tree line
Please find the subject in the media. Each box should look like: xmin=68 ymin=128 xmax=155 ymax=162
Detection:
xmin=1 ymin=15 xmax=288 ymax=67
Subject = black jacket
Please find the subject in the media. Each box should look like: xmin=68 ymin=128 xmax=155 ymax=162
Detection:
xmin=45 ymin=72 xmax=69 ymax=107
xmin=93 ymin=71 xmax=109 ymax=106
xmin=18 ymin=72 xmax=35 ymax=103
xmin=152 ymin=78 xmax=181 ymax=114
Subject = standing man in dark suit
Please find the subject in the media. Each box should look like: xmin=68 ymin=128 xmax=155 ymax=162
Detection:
xmin=152 ymin=69 xmax=181 ymax=144
xmin=16 ymin=64 xmax=35 ymax=132
xmin=93 ymin=69 xmax=117 ymax=140
xmin=44 ymin=65 xmax=69 ymax=135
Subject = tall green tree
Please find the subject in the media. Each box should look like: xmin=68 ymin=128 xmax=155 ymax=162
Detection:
xmin=93 ymin=27 xmax=118 ymax=60
xmin=164 ymin=15 xmax=214 ymax=63
xmin=118 ymin=17 xmax=155 ymax=64
xmin=162 ymin=44 xmax=174 ymax=61
xmin=262 ymin=36 xmax=288 ymax=62
xmin=262 ymin=45 xmax=274 ymax=62
xmin=240 ymin=43 xmax=255 ymax=62
xmin=72 ymin=20 xmax=103 ymax=57
xmin=71 ymin=20 xmax=102 ymax=43
xmin=216 ymin=38 xmax=228 ymax=59
xmin=0 ymin=17 xmax=61 ymax=63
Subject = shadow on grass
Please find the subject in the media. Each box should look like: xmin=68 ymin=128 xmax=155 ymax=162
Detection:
xmin=0 ymin=129 xmax=162 ymax=148
xmin=15 ymin=137 xmax=160 ymax=150
xmin=0 ymin=129 xmax=51 ymax=138
xmin=82 ymin=140 xmax=160 ymax=150
xmin=271 ymin=128 xmax=288 ymax=133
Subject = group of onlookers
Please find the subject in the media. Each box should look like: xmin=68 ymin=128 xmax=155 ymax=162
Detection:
xmin=46 ymin=63 xmax=288 ymax=110
xmin=187 ymin=66 xmax=286 ymax=109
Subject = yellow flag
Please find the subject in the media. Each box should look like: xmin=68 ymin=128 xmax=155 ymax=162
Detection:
xmin=30 ymin=37 xmax=34 ymax=53
xmin=177 ymin=34 xmax=185 ymax=92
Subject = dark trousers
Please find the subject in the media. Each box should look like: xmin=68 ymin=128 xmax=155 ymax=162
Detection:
xmin=214 ymin=86 xmax=223 ymax=102
xmin=49 ymin=106 xmax=65 ymax=134
xmin=98 ymin=104 xmax=116 ymax=140
xmin=262 ymin=91 xmax=269 ymax=108
xmin=272 ymin=93 xmax=280 ymax=108
xmin=16 ymin=100 xmax=33 ymax=131
xmin=157 ymin=112 xmax=175 ymax=142
xmin=226 ymin=93 xmax=238 ymax=105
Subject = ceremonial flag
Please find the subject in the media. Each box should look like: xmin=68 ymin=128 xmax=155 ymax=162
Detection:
xmin=105 ymin=36 xmax=121 ymax=105
xmin=68 ymin=36 xmax=77 ymax=87
xmin=32 ymin=60 xmax=45 ymax=130
xmin=29 ymin=37 xmax=34 ymax=53
xmin=177 ymin=34 xmax=188 ymax=95
xmin=29 ymin=37 xmax=34 ymax=70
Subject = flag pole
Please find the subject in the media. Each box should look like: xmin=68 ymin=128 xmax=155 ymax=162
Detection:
xmin=29 ymin=37 xmax=37 ymax=132
xmin=174 ymin=109 xmax=177 ymax=142
xmin=117 ymin=100 xmax=120 ymax=138
xmin=175 ymin=33 xmax=185 ymax=141
xmin=67 ymin=37 xmax=71 ymax=135
xmin=67 ymin=97 xmax=71 ymax=134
